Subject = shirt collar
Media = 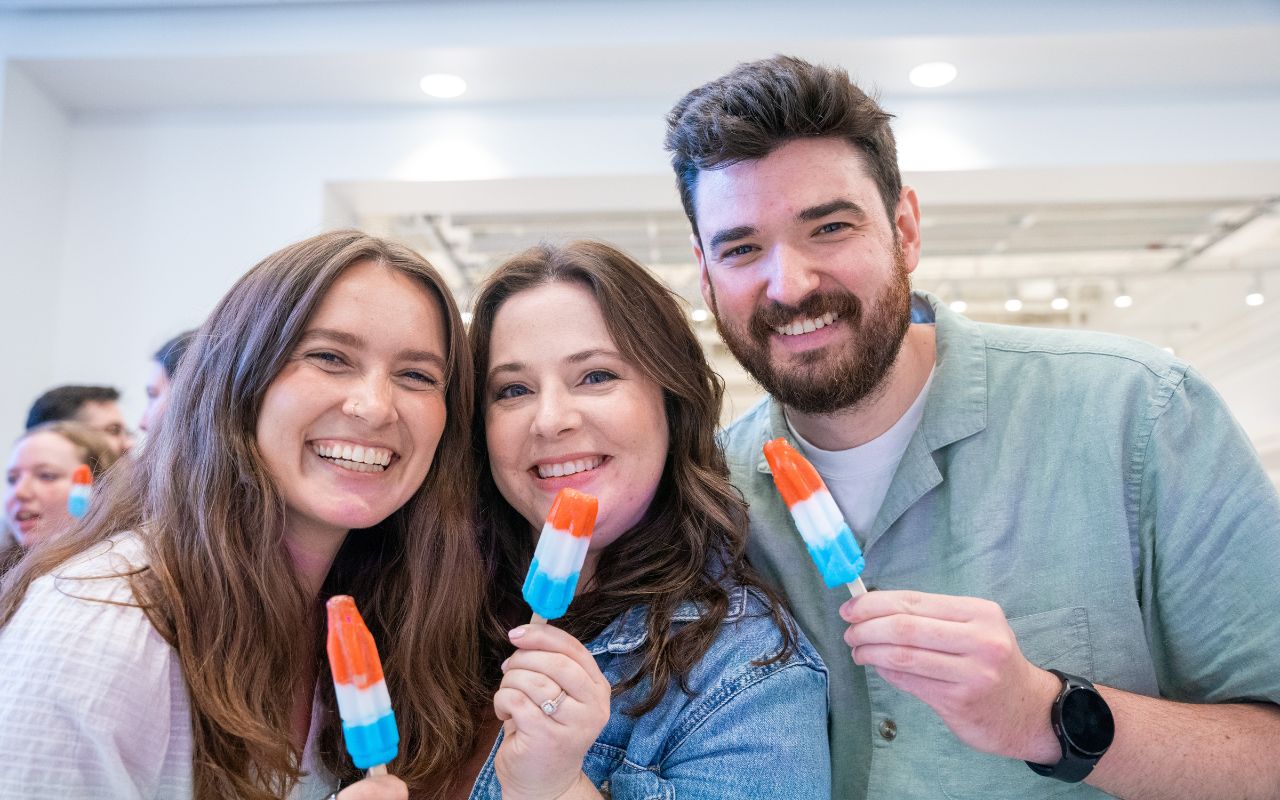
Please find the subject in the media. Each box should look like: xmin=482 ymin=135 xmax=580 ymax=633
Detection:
xmin=585 ymin=584 xmax=749 ymax=656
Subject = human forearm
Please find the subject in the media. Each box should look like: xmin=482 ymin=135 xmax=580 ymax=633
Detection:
xmin=1087 ymin=687 xmax=1280 ymax=800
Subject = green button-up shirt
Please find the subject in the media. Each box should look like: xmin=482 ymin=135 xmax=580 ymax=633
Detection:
xmin=722 ymin=291 xmax=1280 ymax=799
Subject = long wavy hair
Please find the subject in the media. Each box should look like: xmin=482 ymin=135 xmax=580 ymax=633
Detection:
xmin=0 ymin=231 xmax=488 ymax=798
xmin=469 ymin=240 xmax=796 ymax=715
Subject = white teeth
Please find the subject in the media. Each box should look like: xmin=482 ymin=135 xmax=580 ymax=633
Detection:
xmin=312 ymin=443 xmax=393 ymax=469
xmin=774 ymin=311 xmax=838 ymax=337
xmin=536 ymin=456 xmax=603 ymax=479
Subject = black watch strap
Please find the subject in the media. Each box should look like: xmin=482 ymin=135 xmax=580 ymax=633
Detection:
xmin=1025 ymin=669 xmax=1114 ymax=783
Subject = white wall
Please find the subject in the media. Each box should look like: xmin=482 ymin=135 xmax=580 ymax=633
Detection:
xmin=0 ymin=65 xmax=71 ymax=445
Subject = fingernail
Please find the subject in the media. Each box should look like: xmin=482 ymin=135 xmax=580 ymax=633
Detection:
xmin=508 ymin=626 xmax=526 ymax=640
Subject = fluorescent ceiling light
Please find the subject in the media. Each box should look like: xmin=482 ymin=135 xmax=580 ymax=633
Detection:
xmin=420 ymin=73 xmax=467 ymax=99
xmin=909 ymin=62 xmax=957 ymax=89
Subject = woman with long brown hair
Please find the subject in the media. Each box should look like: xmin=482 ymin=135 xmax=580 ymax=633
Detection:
xmin=0 ymin=231 xmax=488 ymax=799
xmin=464 ymin=240 xmax=830 ymax=798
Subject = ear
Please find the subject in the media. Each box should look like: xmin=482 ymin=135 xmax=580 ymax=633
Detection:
xmin=692 ymin=233 xmax=715 ymax=312
xmin=895 ymin=186 xmax=923 ymax=274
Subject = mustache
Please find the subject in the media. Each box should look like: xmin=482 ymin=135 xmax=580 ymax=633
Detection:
xmin=748 ymin=292 xmax=862 ymax=340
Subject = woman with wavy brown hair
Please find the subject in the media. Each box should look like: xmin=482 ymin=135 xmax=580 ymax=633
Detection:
xmin=463 ymin=240 xmax=830 ymax=798
xmin=0 ymin=231 xmax=488 ymax=799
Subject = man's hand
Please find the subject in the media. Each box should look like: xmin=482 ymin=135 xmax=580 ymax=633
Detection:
xmin=841 ymin=589 xmax=1061 ymax=763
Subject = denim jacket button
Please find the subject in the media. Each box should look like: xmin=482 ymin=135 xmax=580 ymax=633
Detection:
xmin=878 ymin=718 xmax=897 ymax=741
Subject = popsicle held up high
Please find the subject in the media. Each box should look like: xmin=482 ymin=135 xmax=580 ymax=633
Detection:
xmin=326 ymin=595 xmax=398 ymax=775
xmin=522 ymin=488 xmax=599 ymax=624
xmin=763 ymin=438 xmax=867 ymax=597
xmin=67 ymin=464 xmax=92 ymax=519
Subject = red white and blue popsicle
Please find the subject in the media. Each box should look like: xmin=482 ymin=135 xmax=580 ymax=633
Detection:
xmin=67 ymin=464 xmax=92 ymax=519
xmin=764 ymin=438 xmax=867 ymax=597
xmin=326 ymin=595 xmax=398 ymax=774
xmin=522 ymin=488 xmax=599 ymax=623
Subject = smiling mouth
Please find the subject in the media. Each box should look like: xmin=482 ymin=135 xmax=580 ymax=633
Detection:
xmin=773 ymin=311 xmax=840 ymax=337
xmin=311 ymin=442 xmax=395 ymax=473
xmin=535 ymin=456 xmax=605 ymax=479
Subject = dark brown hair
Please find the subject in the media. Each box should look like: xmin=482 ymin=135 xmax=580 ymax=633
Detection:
xmin=665 ymin=54 xmax=901 ymax=239
xmin=469 ymin=240 xmax=796 ymax=715
xmin=0 ymin=230 xmax=487 ymax=799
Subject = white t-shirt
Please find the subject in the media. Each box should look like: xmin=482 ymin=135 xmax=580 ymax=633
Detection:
xmin=0 ymin=535 xmax=334 ymax=798
xmin=788 ymin=370 xmax=935 ymax=540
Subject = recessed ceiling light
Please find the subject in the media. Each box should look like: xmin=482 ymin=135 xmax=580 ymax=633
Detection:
xmin=1114 ymin=294 xmax=1133 ymax=309
xmin=1004 ymin=297 xmax=1023 ymax=313
xmin=1245 ymin=291 xmax=1265 ymax=306
xmin=419 ymin=73 xmax=467 ymax=99
xmin=1050 ymin=296 xmax=1070 ymax=311
xmin=909 ymin=61 xmax=957 ymax=89
xmin=949 ymin=299 xmax=968 ymax=313
xmin=691 ymin=309 xmax=710 ymax=322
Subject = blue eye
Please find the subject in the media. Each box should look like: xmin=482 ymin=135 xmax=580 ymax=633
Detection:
xmin=495 ymin=383 xmax=531 ymax=400
xmin=402 ymin=370 xmax=439 ymax=387
xmin=721 ymin=244 xmax=755 ymax=259
xmin=583 ymin=370 xmax=617 ymax=386
xmin=308 ymin=351 xmax=345 ymax=366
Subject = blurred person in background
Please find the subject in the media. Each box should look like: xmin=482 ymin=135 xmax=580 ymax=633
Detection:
xmin=2 ymin=421 xmax=118 ymax=574
xmin=25 ymin=385 xmax=134 ymax=457
xmin=139 ymin=330 xmax=196 ymax=435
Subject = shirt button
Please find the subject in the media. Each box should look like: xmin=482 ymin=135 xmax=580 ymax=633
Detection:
xmin=879 ymin=719 xmax=897 ymax=741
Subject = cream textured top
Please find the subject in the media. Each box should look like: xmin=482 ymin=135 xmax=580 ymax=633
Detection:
xmin=0 ymin=535 xmax=334 ymax=798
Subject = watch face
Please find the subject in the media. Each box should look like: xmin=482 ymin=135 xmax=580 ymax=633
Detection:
xmin=1061 ymin=687 xmax=1115 ymax=756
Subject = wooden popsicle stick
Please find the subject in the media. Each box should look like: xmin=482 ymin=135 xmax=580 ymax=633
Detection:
xmin=529 ymin=613 xmax=547 ymax=625
xmin=368 ymin=764 xmax=388 ymax=777
xmin=847 ymin=577 xmax=868 ymax=598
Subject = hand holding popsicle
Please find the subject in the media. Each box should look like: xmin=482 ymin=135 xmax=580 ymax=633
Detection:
xmin=763 ymin=438 xmax=867 ymax=597
xmin=326 ymin=595 xmax=399 ymax=776
xmin=67 ymin=464 xmax=92 ymax=519
xmin=522 ymin=488 xmax=598 ymax=623
xmin=493 ymin=623 xmax=611 ymax=800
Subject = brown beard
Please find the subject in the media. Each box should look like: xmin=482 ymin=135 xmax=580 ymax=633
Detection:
xmin=710 ymin=245 xmax=913 ymax=415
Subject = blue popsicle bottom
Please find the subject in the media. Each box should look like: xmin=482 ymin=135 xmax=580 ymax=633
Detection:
xmin=523 ymin=557 xmax=580 ymax=620
xmin=67 ymin=495 xmax=89 ymax=519
xmin=341 ymin=712 xmax=399 ymax=770
xmin=808 ymin=525 xmax=866 ymax=588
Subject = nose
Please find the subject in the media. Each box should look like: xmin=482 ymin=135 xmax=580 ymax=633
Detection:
xmin=764 ymin=245 xmax=820 ymax=308
xmin=530 ymin=384 xmax=581 ymax=440
xmin=343 ymin=374 xmax=399 ymax=428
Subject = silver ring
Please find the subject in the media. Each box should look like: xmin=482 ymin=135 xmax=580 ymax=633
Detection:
xmin=540 ymin=690 xmax=568 ymax=715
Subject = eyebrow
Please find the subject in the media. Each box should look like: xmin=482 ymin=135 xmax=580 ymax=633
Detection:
xmin=301 ymin=328 xmax=446 ymax=368
xmin=706 ymin=199 xmax=867 ymax=251
xmin=797 ymin=199 xmax=867 ymax=222
xmin=487 ymin=348 xmax=622 ymax=382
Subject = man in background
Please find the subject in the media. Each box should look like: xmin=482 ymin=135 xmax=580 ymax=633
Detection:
xmin=26 ymin=385 xmax=133 ymax=457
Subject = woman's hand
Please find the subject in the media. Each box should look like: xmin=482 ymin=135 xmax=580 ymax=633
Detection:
xmin=493 ymin=623 xmax=611 ymax=800
xmin=336 ymin=772 xmax=408 ymax=800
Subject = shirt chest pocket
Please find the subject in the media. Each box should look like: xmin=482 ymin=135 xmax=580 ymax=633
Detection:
xmin=934 ymin=606 xmax=1111 ymax=800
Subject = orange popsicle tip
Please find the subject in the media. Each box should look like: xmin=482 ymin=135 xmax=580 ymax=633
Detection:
xmin=326 ymin=595 xmax=385 ymax=689
xmin=763 ymin=438 xmax=827 ymax=506
xmin=546 ymin=488 xmax=599 ymax=539
xmin=71 ymin=464 xmax=93 ymax=486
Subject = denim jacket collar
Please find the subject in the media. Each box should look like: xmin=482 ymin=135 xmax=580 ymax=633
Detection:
xmin=586 ymin=584 xmax=750 ymax=656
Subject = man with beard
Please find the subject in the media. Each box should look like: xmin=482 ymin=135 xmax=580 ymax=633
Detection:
xmin=665 ymin=55 xmax=1280 ymax=799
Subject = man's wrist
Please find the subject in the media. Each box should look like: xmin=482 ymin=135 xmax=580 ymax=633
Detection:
xmin=1020 ymin=667 xmax=1067 ymax=763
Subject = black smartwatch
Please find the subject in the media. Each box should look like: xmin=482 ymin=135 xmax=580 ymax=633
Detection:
xmin=1026 ymin=669 xmax=1115 ymax=783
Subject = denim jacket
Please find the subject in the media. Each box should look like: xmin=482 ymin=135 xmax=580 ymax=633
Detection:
xmin=468 ymin=584 xmax=831 ymax=799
